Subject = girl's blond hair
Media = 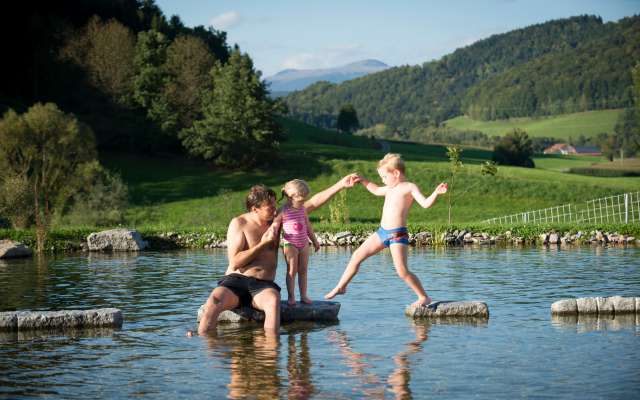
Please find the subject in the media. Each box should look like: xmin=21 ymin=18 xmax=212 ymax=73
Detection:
xmin=378 ymin=153 xmax=405 ymax=173
xmin=282 ymin=179 xmax=311 ymax=199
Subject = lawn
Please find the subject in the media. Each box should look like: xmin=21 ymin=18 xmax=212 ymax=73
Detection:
xmin=444 ymin=109 xmax=622 ymax=139
xmin=98 ymin=117 xmax=639 ymax=231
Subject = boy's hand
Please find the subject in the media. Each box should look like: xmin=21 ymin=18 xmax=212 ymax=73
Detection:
xmin=435 ymin=182 xmax=448 ymax=194
xmin=341 ymin=173 xmax=360 ymax=188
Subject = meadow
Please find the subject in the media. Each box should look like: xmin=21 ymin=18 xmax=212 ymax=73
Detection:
xmin=96 ymin=118 xmax=638 ymax=232
xmin=444 ymin=109 xmax=622 ymax=139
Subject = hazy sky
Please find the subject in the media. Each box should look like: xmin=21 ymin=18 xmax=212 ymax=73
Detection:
xmin=154 ymin=0 xmax=639 ymax=77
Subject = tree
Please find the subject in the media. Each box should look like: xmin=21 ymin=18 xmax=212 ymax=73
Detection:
xmin=336 ymin=104 xmax=359 ymax=133
xmin=0 ymin=103 xmax=97 ymax=251
xmin=180 ymin=49 xmax=283 ymax=168
xmin=492 ymin=128 xmax=535 ymax=168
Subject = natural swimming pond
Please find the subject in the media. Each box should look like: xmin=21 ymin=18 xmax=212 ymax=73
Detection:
xmin=1 ymin=247 xmax=639 ymax=399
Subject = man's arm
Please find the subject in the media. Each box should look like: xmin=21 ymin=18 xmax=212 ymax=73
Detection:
xmin=410 ymin=182 xmax=447 ymax=209
xmin=226 ymin=217 xmax=278 ymax=271
xmin=304 ymin=173 xmax=359 ymax=213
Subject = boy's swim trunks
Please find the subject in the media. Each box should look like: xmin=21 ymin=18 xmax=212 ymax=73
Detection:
xmin=376 ymin=226 xmax=409 ymax=247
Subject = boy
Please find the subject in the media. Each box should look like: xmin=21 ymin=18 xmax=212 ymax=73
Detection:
xmin=324 ymin=153 xmax=448 ymax=308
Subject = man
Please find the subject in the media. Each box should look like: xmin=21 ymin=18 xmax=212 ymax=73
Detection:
xmin=195 ymin=174 xmax=358 ymax=336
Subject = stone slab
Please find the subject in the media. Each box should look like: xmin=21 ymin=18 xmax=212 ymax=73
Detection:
xmin=0 ymin=240 xmax=33 ymax=259
xmin=87 ymin=229 xmax=147 ymax=251
xmin=405 ymin=301 xmax=489 ymax=319
xmin=0 ymin=308 xmax=123 ymax=331
xmin=197 ymin=301 xmax=341 ymax=324
xmin=551 ymin=297 xmax=639 ymax=315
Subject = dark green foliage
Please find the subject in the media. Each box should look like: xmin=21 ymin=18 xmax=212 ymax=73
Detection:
xmin=180 ymin=49 xmax=284 ymax=168
xmin=492 ymin=129 xmax=535 ymax=168
xmin=284 ymin=15 xmax=638 ymax=132
xmin=336 ymin=104 xmax=359 ymax=133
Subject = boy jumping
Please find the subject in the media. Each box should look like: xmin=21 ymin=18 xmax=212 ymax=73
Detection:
xmin=325 ymin=153 xmax=448 ymax=307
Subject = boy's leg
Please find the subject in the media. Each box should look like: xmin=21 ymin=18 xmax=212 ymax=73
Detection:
xmin=325 ymin=233 xmax=384 ymax=299
xmin=252 ymin=288 xmax=281 ymax=337
xmin=284 ymin=246 xmax=300 ymax=305
xmin=197 ymin=286 xmax=240 ymax=335
xmin=389 ymin=245 xmax=432 ymax=307
xmin=297 ymin=244 xmax=312 ymax=304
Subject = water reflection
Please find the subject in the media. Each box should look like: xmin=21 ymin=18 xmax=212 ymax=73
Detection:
xmin=0 ymin=327 xmax=119 ymax=343
xmin=552 ymin=314 xmax=639 ymax=333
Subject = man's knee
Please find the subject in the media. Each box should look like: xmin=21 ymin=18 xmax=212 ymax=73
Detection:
xmin=255 ymin=289 xmax=280 ymax=311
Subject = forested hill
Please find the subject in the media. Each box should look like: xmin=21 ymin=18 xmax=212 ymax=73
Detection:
xmin=284 ymin=15 xmax=640 ymax=132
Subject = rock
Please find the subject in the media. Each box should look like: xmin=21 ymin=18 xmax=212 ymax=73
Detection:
xmin=87 ymin=229 xmax=148 ymax=251
xmin=0 ymin=240 xmax=33 ymax=259
xmin=576 ymin=297 xmax=598 ymax=314
xmin=610 ymin=296 xmax=635 ymax=313
xmin=405 ymin=301 xmax=489 ymax=319
xmin=548 ymin=233 xmax=560 ymax=244
xmin=595 ymin=297 xmax=615 ymax=314
xmin=551 ymin=297 xmax=638 ymax=315
xmin=333 ymin=231 xmax=352 ymax=240
xmin=197 ymin=300 xmax=341 ymax=323
xmin=551 ymin=299 xmax=578 ymax=315
xmin=0 ymin=308 xmax=123 ymax=331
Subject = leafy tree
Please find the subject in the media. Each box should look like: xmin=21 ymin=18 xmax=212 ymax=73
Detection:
xmin=180 ymin=49 xmax=283 ymax=168
xmin=446 ymin=146 xmax=463 ymax=223
xmin=492 ymin=128 xmax=535 ymax=168
xmin=0 ymin=103 xmax=97 ymax=251
xmin=337 ymin=104 xmax=359 ymax=133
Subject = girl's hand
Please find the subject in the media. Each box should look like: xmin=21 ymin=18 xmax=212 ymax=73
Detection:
xmin=435 ymin=182 xmax=448 ymax=194
xmin=312 ymin=241 xmax=320 ymax=252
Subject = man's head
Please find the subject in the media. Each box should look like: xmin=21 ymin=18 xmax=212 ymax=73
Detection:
xmin=246 ymin=184 xmax=277 ymax=220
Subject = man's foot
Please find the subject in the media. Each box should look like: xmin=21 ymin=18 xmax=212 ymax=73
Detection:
xmin=287 ymin=298 xmax=297 ymax=306
xmin=411 ymin=296 xmax=433 ymax=308
xmin=324 ymin=287 xmax=346 ymax=300
xmin=301 ymin=296 xmax=313 ymax=304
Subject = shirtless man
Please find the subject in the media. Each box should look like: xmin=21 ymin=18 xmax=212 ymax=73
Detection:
xmin=196 ymin=174 xmax=358 ymax=336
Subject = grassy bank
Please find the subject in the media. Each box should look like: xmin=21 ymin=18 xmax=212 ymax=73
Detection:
xmin=444 ymin=109 xmax=622 ymax=139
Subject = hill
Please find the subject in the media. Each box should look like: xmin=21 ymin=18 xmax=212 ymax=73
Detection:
xmin=98 ymin=118 xmax=638 ymax=230
xmin=283 ymin=15 xmax=638 ymax=133
xmin=266 ymin=59 xmax=389 ymax=93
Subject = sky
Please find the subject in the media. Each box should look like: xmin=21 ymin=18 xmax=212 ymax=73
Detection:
xmin=154 ymin=0 xmax=639 ymax=77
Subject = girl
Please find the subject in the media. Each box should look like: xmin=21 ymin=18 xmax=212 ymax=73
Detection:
xmin=278 ymin=179 xmax=320 ymax=305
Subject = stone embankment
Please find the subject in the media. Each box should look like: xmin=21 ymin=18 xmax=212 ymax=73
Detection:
xmin=0 ymin=308 xmax=123 ymax=331
xmin=551 ymin=296 xmax=639 ymax=315
xmin=197 ymin=301 xmax=340 ymax=323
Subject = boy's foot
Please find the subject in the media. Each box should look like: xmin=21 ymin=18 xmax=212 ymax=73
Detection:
xmin=324 ymin=287 xmax=346 ymax=300
xmin=301 ymin=296 xmax=313 ymax=304
xmin=411 ymin=296 xmax=433 ymax=308
xmin=287 ymin=298 xmax=297 ymax=306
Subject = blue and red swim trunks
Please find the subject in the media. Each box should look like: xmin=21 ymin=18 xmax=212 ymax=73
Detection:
xmin=376 ymin=226 xmax=410 ymax=247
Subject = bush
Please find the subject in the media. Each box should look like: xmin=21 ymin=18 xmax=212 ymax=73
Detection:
xmin=492 ymin=128 xmax=535 ymax=167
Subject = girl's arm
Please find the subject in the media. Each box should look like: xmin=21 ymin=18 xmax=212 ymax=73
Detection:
xmin=359 ymin=176 xmax=388 ymax=196
xmin=305 ymin=212 xmax=320 ymax=252
xmin=410 ymin=182 xmax=448 ymax=209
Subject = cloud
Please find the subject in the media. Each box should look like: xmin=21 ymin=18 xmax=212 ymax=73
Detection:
xmin=209 ymin=11 xmax=241 ymax=30
xmin=281 ymin=44 xmax=367 ymax=70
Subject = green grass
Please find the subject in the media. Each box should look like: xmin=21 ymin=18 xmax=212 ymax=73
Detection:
xmin=444 ymin=109 xmax=622 ymax=139
xmin=92 ymin=117 xmax=639 ymax=231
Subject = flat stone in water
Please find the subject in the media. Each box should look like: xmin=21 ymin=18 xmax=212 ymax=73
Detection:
xmin=0 ymin=308 xmax=123 ymax=331
xmin=405 ymin=300 xmax=489 ymax=319
xmin=197 ymin=300 xmax=341 ymax=323
xmin=551 ymin=296 xmax=638 ymax=315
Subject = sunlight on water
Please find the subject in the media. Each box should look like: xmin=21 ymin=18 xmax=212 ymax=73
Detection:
xmin=1 ymin=247 xmax=639 ymax=399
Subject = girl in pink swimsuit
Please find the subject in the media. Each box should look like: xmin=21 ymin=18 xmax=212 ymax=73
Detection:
xmin=278 ymin=179 xmax=320 ymax=305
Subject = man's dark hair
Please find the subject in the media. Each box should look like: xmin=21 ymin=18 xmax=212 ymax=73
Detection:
xmin=246 ymin=184 xmax=276 ymax=211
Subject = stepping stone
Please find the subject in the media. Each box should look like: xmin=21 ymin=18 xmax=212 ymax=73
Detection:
xmin=405 ymin=300 xmax=489 ymax=319
xmin=0 ymin=308 xmax=123 ymax=331
xmin=551 ymin=296 xmax=638 ymax=315
xmin=197 ymin=300 xmax=341 ymax=324
xmin=0 ymin=240 xmax=32 ymax=259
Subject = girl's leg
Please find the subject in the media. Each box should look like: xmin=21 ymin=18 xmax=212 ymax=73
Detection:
xmin=388 ymin=244 xmax=431 ymax=307
xmin=325 ymin=233 xmax=385 ymax=299
xmin=297 ymin=244 xmax=312 ymax=304
xmin=284 ymin=245 xmax=300 ymax=305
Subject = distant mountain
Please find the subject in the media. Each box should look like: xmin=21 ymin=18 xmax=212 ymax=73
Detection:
xmin=266 ymin=59 xmax=389 ymax=93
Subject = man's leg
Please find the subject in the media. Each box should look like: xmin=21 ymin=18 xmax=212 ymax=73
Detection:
xmin=252 ymin=288 xmax=281 ymax=337
xmin=325 ymin=233 xmax=384 ymax=299
xmin=284 ymin=245 xmax=300 ymax=305
xmin=389 ymin=244 xmax=431 ymax=307
xmin=197 ymin=286 xmax=240 ymax=335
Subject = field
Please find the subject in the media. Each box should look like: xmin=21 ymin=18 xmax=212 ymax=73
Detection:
xmin=444 ymin=109 xmax=622 ymax=139
xmin=95 ymin=117 xmax=639 ymax=231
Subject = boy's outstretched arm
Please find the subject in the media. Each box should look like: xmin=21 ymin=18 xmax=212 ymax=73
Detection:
xmin=411 ymin=182 xmax=448 ymax=209
xmin=305 ymin=173 xmax=359 ymax=213
xmin=359 ymin=176 xmax=388 ymax=196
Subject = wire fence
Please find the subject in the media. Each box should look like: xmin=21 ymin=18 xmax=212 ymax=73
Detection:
xmin=483 ymin=192 xmax=640 ymax=225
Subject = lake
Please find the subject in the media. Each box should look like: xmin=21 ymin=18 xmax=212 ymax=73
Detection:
xmin=1 ymin=246 xmax=639 ymax=399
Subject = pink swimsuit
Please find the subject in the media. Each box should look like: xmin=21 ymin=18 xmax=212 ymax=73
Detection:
xmin=282 ymin=205 xmax=310 ymax=249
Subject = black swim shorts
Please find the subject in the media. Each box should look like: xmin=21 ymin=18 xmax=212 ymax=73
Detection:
xmin=217 ymin=273 xmax=281 ymax=307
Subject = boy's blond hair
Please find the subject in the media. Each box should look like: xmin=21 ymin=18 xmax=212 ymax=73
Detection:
xmin=282 ymin=179 xmax=311 ymax=199
xmin=378 ymin=153 xmax=405 ymax=174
